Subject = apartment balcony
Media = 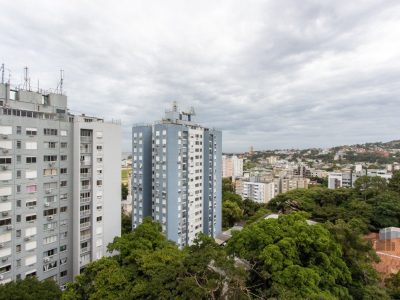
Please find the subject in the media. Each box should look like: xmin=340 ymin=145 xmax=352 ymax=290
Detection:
xmin=80 ymin=173 xmax=92 ymax=179
xmin=80 ymin=233 xmax=91 ymax=241
xmin=80 ymin=148 xmax=92 ymax=154
xmin=80 ymin=136 xmax=92 ymax=143
xmin=80 ymin=210 xmax=91 ymax=218
xmin=80 ymin=222 xmax=91 ymax=230
xmin=80 ymin=197 xmax=91 ymax=204
xmin=79 ymin=257 xmax=91 ymax=267
xmin=80 ymin=247 xmax=90 ymax=254
xmin=80 ymin=185 xmax=91 ymax=191
xmin=80 ymin=161 xmax=92 ymax=167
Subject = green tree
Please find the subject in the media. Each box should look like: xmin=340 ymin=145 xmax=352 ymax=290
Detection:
xmin=388 ymin=171 xmax=400 ymax=193
xmin=0 ymin=277 xmax=61 ymax=300
xmin=121 ymin=211 xmax=132 ymax=234
xmin=121 ymin=183 xmax=128 ymax=200
xmin=385 ymin=271 xmax=400 ymax=299
xmin=64 ymin=218 xmax=248 ymax=300
xmin=353 ymin=176 xmax=387 ymax=201
xmin=325 ymin=220 xmax=388 ymax=299
xmin=227 ymin=213 xmax=352 ymax=299
xmin=222 ymin=200 xmax=242 ymax=228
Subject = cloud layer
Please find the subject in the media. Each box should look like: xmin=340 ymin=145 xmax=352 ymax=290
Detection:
xmin=1 ymin=0 xmax=400 ymax=152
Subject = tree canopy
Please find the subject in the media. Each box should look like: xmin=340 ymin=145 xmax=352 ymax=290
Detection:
xmin=0 ymin=277 xmax=62 ymax=300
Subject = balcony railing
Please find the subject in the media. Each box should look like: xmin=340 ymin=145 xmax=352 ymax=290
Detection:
xmin=80 ymin=210 xmax=91 ymax=218
xmin=80 ymin=197 xmax=91 ymax=204
xmin=80 ymin=234 xmax=91 ymax=241
xmin=80 ymin=222 xmax=91 ymax=230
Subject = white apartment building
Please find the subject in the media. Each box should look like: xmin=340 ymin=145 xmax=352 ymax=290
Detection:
xmin=236 ymin=180 xmax=275 ymax=204
xmin=0 ymin=81 xmax=121 ymax=288
xmin=328 ymin=169 xmax=392 ymax=189
xmin=222 ymin=155 xmax=243 ymax=179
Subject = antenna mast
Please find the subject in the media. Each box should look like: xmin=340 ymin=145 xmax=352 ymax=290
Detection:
xmin=23 ymin=66 xmax=29 ymax=90
xmin=60 ymin=69 xmax=64 ymax=95
xmin=1 ymin=64 xmax=4 ymax=84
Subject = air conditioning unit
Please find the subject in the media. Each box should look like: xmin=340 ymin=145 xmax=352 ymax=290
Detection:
xmin=6 ymin=225 xmax=12 ymax=230
xmin=1 ymin=212 xmax=8 ymax=217
xmin=47 ymin=216 xmax=54 ymax=221
xmin=44 ymin=203 xmax=50 ymax=207
xmin=24 ymin=237 xmax=31 ymax=241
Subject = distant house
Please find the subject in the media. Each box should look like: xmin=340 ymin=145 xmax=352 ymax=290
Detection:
xmin=365 ymin=227 xmax=400 ymax=277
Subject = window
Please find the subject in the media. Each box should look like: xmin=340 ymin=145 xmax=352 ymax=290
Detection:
xmin=60 ymin=206 xmax=67 ymax=213
xmin=97 ymin=157 xmax=103 ymax=163
xmin=16 ymin=230 xmax=21 ymax=237
xmin=0 ymin=126 xmax=12 ymax=135
xmin=60 ymin=270 xmax=67 ymax=277
xmin=16 ymin=200 xmax=21 ymax=207
xmin=43 ymin=208 xmax=57 ymax=216
xmin=44 ymin=248 xmax=57 ymax=257
xmin=96 ymin=180 xmax=102 ymax=186
xmin=60 ymin=168 xmax=67 ymax=174
xmin=26 ymin=214 xmax=37 ymax=222
xmin=61 ymin=155 xmax=67 ymax=161
xmin=44 ymin=142 xmax=57 ymax=149
xmin=17 ymin=155 xmax=21 ymax=163
xmin=43 ymin=235 xmax=57 ymax=245
xmin=60 ymin=181 xmax=67 ymax=187
xmin=43 ymin=222 xmax=57 ymax=231
xmin=60 ymin=194 xmax=67 ymax=201
xmin=43 ymin=261 xmax=57 ymax=272
xmin=96 ymin=216 xmax=102 ymax=222
xmin=61 ymin=142 xmax=67 ymax=148
xmin=0 ymin=157 xmax=12 ymax=164
xmin=96 ymin=145 xmax=102 ymax=151
xmin=26 ymin=157 xmax=36 ymax=164
xmin=60 ymin=232 xmax=67 ymax=239
xmin=26 ymin=185 xmax=37 ymax=193
xmin=60 ymin=245 xmax=67 ymax=252
xmin=25 ymin=128 xmax=37 ymax=136
xmin=16 ymin=215 xmax=21 ymax=222
xmin=44 ymin=155 xmax=57 ymax=162
xmin=16 ymin=126 xmax=21 ymax=135
xmin=16 ymin=185 xmax=21 ymax=193
xmin=26 ymin=199 xmax=37 ymax=208
xmin=43 ymin=128 xmax=58 ymax=135
xmin=60 ymin=130 xmax=67 ymax=136
xmin=43 ymin=168 xmax=57 ymax=176
xmin=60 ymin=258 xmax=67 ymax=265
xmin=16 ymin=170 xmax=21 ymax=178
xmin=16 ymin=244 xmax=21 ymax=253
xmin=0 ymin=265 xmax=11 ymax=274
xmin=16 ymin=140 xmax=21 ymax=149
xmin=25 ymin=142 xmax=37 ymax=150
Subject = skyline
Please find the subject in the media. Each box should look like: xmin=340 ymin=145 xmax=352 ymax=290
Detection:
xmin=1 ymin=0 xmax=400 ymax=152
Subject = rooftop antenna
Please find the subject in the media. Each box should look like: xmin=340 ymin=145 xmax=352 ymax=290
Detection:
xmin=172 ymin=101 xmax=177 ymax=112
xmin=23 ymin=66 xmax=29 ymax=90
xmin=59 ymin=69 xmax=64 ymax=95
xmin=1 ymin=64 xmax=4 ymax=84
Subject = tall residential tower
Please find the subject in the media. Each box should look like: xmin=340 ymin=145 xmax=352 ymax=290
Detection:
xmin=132 ymin=103 xmax=221 ymax=247
xmin=0 ymin=81 xmax=121 ymax=288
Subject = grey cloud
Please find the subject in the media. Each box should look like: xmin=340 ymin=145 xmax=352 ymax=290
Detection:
xmin=1 ymin=0 xmax=400 ymax=152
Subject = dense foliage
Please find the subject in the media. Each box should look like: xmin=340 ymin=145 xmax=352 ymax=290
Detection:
xmin=268 ymin=174 xmax=400 ymax=232
xmin=221 ymin=178 xmax=270 ymax=228
xmin=63 ymin=218 xmax=248 ymax=300
xmin=0 ymin=277 xmax=62 ymax=300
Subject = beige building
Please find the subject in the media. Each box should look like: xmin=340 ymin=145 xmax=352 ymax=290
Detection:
xmin=222 ymin=155 xmax=243 ymax=178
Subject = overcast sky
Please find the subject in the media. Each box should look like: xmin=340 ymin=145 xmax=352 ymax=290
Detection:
xmin=1 ymin=1 xmax=400 ymax=152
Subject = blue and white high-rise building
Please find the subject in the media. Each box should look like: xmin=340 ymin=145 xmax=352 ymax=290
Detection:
xmin=132 ymin=103 xmax=221 ymax=247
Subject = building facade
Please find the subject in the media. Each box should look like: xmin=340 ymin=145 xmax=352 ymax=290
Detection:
xmin=222 ymin=155 xmax=243 ymax=179
xmin=0 ymin=83 xmax=121 ymax=288
xmin=235 ymin=180 xmax=275 ymax=204
xmin=132 ymin=104 xmax=221 ymax=247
